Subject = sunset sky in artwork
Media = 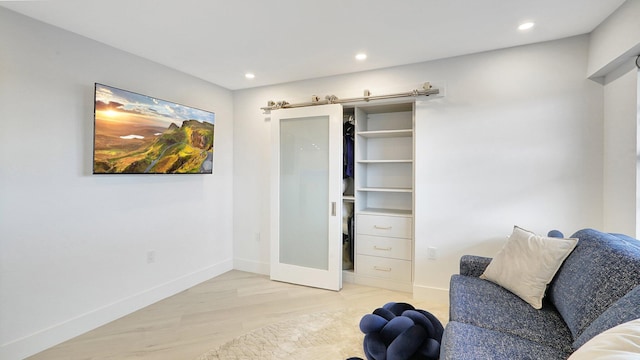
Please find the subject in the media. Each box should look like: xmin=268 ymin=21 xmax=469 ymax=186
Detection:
xmin=94 ymin=84 xmax=215 ymax=128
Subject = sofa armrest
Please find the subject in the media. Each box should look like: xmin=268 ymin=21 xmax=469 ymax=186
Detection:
xmin=460 ymin=255 xmax=492 ymax=277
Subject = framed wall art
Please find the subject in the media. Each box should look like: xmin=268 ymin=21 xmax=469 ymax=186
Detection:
xmin=93 ymin=83 xmax=215 ymax=174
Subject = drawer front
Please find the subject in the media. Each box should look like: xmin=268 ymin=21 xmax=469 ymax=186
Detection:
xmin=357 ymin=234 xmax=412 ymax=260
xmin=356 ymin=255 xmax=411 ymax=282
xmin=357 ymin=214 xmax=412 ymax=239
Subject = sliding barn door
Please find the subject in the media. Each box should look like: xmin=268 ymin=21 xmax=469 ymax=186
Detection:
xmin=270 ymin=104 xmax=343 ymax=291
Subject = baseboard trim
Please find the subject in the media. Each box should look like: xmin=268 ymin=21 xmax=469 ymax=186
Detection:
xmin=233 ymin=257 xmax=269 ymax=275
xmin=0 ymin=259 xmax=233 ymax=360
xmin=413 ymin=284 xmax=450 ymax=304
xmin=342 ymin=271 xmax=413 ymax=293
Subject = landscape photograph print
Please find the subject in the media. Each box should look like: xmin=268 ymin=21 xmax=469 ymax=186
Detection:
xmin=93 ymin=83 xmax=215 ymax=174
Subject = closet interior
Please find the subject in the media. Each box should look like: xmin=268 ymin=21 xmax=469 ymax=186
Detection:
xmin=342 ymin=101 xmax=414 ymax=292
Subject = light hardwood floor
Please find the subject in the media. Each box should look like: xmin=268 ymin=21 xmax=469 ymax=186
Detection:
xmin=27 ymin=270 xmax=449 ymax=360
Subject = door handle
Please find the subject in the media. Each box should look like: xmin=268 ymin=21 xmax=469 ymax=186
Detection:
xmin=331 ymin=202 xmax=336 ymax=216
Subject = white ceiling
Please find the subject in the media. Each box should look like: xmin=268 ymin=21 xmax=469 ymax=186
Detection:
xmin=1 ymin=0 xmax=626 ymax=90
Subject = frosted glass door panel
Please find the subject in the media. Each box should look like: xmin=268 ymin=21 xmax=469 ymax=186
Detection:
xmin=279 ymin=116 xmax=329 ymax=270
xmin=270 ymin=104 xmax=343 ymax=291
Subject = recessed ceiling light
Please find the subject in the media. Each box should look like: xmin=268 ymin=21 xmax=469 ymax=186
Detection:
xmin=245 ymin=73 xmax=255 ymax=79
xmin=355 ymin=53 xmax=367 ymax=61
xmin=518 ymin=22 xmax=535 ymax=31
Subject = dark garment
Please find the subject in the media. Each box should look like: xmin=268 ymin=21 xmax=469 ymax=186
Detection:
xmin=344 ymin=121 xmax=355 ymax=178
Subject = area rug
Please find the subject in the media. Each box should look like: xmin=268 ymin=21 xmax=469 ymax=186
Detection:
xmin=195 ymin=308 xmax=366 ymax=360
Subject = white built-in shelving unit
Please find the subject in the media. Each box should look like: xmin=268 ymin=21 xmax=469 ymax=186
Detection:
xmin=344 ymin=101 xmax=414 ymax=292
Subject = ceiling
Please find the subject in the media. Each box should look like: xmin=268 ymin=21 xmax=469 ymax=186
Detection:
xmin=1 ymin=0 xmax=626 ymax=90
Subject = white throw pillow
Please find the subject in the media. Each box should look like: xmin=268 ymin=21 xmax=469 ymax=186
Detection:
xmin=568 ymin=318 xmax=640 ymax=359
xmin=480 ymin=226 xmax=578 ymax=309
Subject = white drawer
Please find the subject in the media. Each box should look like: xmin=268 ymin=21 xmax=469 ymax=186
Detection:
xmin=357 ymin=214 xmax=412 ymax=239
xmin=357 ymin=234 xmax=412 ymax=260
xmin=356 ymin=255 xmax=411 ymax=282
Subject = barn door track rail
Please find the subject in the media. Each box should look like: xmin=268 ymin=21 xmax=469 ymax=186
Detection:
xmin=261 ymin=82 xmax=439 ymax=113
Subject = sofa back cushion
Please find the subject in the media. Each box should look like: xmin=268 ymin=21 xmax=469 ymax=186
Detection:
xmin=548 ymin=229 xmax=640 ymax=340
xmin=572 ymin=285 xmax=640 ymax=349
xmin=568 ymin=318 xmax=640 ymax=359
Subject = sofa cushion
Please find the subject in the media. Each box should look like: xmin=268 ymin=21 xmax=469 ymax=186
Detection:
xmin=449 ymin=274 xmax=573 ymax=353
xmin=572 ymin=285 xmax=640 ymax=349
xmin=568 ymin=318 xmax=640 ymax=359
xmin=441 ymin=321 xmax=570 ymax=360
xmin=548 ymin=229 xmax=640 ymax=339
xmin=480 ymin=226 xmax=578 ymax=309
xmin=459 ymin=255 xmax=492 ymax=277
xmin=609 ymin=232 xmax=640 ymax=245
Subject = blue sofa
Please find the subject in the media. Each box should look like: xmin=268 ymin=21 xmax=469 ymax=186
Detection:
xmin=440 ymin=228 xmax=640 ymax=359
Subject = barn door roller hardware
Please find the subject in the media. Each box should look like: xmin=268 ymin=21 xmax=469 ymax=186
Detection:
xmin=261 ymin=82 xmax=439 ymax=113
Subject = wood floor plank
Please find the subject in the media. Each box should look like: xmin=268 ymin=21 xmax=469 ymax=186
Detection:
xmin=27 ymin=270 xmax=448 ymax=360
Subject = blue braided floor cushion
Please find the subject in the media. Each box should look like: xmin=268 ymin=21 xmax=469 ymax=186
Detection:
xmin=348 ymin=302 xmax=444 ymax=360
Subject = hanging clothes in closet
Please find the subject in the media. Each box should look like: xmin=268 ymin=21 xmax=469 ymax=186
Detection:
xmin=344 ymin=117 xmax=355 ymax=179
xmin=343 ymin=116 xmax=355 ymax=269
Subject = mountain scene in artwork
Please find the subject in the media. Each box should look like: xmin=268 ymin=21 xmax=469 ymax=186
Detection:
xmin=93 ymin=84 xmax=215 ymax=174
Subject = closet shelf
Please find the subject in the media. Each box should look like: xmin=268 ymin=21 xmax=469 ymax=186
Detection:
xmin=357 ymin=129 xmax=413 ymax=138
xmin=357 ymin=187 xmax=413 ymax=193
xmin=357 ymin=159 xmax=413 ymax=164
xmin=358 ymin=208 xmax=413 ymax=217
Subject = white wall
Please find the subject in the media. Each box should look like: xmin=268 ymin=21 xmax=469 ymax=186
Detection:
xmin=0 ymin=8 xmax=234 ymax=360
xmin=413 ymin=36 xmax=603 ymax=296
xmin=637 ymin=70 xmax=640 ymax=237
xmin=588 ymin=0 xmax=640 ymax=236
xmin=233 ymin=35 xmax=603 ymax=297
xmin=587 ymin=0 xmax=640 ymax=79
xmin=603 ymin=64 xmax=638 ymax=235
